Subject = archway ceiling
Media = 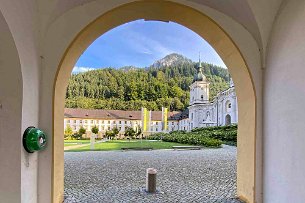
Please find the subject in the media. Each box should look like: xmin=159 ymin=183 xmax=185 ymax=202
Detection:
xmin=39 ymin=0 xmax=283 ymax=53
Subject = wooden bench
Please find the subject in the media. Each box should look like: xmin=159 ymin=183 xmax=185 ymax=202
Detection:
xmin=121 ymin=147 xmax=153 ymax=151
xmin=172 ymin=146 xmax=202 ymax=150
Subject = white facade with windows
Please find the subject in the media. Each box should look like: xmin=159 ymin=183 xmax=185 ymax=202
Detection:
xmin=64 ymin=109 xmax=180 ymax=137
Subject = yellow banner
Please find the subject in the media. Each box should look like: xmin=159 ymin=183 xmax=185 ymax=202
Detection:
xmin=142 ymin=108 xmax=147 ymax=132
xmin=163 ymin=107 xmax=168 ymax=131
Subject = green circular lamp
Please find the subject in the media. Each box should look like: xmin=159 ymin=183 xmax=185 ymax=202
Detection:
xmin=23 ymin=126 xmax=47 ymax=153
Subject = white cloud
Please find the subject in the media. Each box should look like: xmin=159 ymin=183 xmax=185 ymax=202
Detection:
xmin=124 ymin=30 xmax=175 ymax=57
xmin=72 ymin=67 xmax=96 ymax=73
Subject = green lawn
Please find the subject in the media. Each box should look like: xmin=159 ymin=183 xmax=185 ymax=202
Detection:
xmin=64 ymin=140 xmax=90 ymax=147
xmin=65 ymin=140 xmax=196 ymax=152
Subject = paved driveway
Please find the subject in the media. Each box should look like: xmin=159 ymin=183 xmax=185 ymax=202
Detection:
xmin=64 ymin=146 xmax=243 ymax=203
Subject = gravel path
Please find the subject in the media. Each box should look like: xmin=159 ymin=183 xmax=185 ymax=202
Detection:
xmin=64 ymin=145 xmax=243 ymax=203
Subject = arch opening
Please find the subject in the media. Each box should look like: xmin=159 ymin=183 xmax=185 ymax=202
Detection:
xmin=225 ymin=114 xmax=232 ymax=126
xmin=53 ymin=1 xmax=257 ymax=203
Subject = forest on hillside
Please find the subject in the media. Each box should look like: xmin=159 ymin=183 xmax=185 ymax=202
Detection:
xmin=65 ymin=55 xmax=229 ymax=111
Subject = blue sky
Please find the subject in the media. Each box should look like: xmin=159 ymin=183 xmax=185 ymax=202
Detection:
xmin=73 ymin=20 xmax=226 ymax=73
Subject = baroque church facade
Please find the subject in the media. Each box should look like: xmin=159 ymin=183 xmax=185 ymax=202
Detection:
xmin=178 ymin=61 xmax=238 ymax=131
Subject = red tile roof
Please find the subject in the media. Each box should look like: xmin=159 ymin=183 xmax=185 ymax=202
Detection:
xmin=64 ymin=108 xmax=181 ymax=121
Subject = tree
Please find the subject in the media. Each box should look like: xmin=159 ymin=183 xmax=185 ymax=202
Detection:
xmin=64 ymin=125 xmax=73 ymax=138
xmin=124 ymin=127 xmax=135 ymax=140
xmin=91 ymin=125 xmax=99 ymax=134
xmin=105 ymin=130 xmax=115 ymax=139
xmin=78 ymin=126 xmax=86 ymax=136
xmin=112 ymin=126 xmax=119 ymax=139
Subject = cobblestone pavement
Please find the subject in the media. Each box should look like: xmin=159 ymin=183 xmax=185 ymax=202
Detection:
xmin=64 ymin=145 xmax=243 ymax=203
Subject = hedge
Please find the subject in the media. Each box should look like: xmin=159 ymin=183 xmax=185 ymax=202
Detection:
xmin=147 ymin=125 xmax=237 ymax=147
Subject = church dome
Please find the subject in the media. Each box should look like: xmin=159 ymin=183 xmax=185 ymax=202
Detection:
xmin=193 ymin=61 xmax=206 ymax=82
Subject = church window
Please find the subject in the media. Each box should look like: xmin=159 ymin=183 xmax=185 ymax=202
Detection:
xmin=201 ymin=95 xmax=204 ymax=100
xmin=228 ymin=103 xmax=232 ymax=108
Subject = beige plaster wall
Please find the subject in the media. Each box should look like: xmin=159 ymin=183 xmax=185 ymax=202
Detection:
xmin=0 ymin=1 xmax=41 ymax=202
xmin=264 ymin=0 xmax=305 ymax=202
xmin=0 ymin=12 xmax=22 ymax=203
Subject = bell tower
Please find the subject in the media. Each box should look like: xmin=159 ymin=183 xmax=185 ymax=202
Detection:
xmin=189 ymin=58 xmax=209 ymax=105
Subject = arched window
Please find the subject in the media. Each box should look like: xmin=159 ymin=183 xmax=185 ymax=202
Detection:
xmin=225 ymin=100 xmax=232 ymax=112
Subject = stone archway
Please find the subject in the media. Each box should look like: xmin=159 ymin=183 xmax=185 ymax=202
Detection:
xmin=53 ymin=1 xmax=257 ymax=202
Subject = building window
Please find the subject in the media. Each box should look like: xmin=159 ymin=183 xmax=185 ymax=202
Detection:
xmin=74 ymin=120 xmax=77 ymax=123
xmin=228 ymin=103 xmax=232 ymax=108
xmin=201 ymin=95 xmax=204 ymax=99
xmin=108 ymin=120 xmax=110 ymax=124
xmin=119 ymin=121 xmax=121 ymax=124
xmin=108 ymin=127 xmax=110 ymax=130
xmin=156 ymin=128 xmax=158 ymax=132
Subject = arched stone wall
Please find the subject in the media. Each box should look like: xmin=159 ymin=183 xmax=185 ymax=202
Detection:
xmin=52 ymin=1 xmax=257 ymax=202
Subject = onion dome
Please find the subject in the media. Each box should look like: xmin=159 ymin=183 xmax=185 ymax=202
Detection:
xmin=193 ymin=59 xmax=206 ymax=82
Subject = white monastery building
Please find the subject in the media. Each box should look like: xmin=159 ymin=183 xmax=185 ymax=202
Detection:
xmin=64 ymin=61 xmax=238 ymax=136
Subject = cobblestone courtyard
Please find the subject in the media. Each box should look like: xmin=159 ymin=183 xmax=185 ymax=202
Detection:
xmin=64 ymin=146 xmax=243 ymax=203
